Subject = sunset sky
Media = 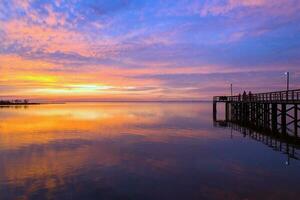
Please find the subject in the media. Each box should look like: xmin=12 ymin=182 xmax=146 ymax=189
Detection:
xmin=0 ymin=0 xmax=300 ymax=101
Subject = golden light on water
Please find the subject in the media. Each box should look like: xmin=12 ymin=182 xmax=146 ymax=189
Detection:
xmin=0 ymin=102 xmax=299 ymax=199
xmin=0 ymin=103 xmax=212 ymax=151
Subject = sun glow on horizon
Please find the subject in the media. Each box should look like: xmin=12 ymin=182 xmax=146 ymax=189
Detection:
xmin=30 ymin=84 xmax=115 ymax=95
xmin=0 ymin=0 xmax=299 ymax=100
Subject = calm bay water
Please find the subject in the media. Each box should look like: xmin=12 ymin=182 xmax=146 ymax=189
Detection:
xmin=0 ymin=102 xmax=299 ymax=200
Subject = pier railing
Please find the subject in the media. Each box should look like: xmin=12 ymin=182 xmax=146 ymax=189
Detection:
xmin=213 ymin=89 xmax=300 ymax=103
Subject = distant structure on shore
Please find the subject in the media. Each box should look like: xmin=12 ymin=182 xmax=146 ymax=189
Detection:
xmin=0 ymin=99 xmax=35 ymax=105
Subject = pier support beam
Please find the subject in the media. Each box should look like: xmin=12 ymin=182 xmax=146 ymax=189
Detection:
xmin=213 ymin=102 xmax=217 ymax=121
xmin=281 ymin=104 xmax=287 ymax=134
xmin=256 ymin=103 xmax=260 ymax=127
xmin=225 ymin=103 xmax=229 ymax=121
xmin=250 ymin=103 xmax=255 ymax=123
xmin=271 ymin=104 xmax=277 ymax=132
xmin=263 ymin=103 xmax=269 ymax=128
xmin=244 ymin=103 xmax=249 ymax=124
xmin=295 ymin=104 xmax=298 ymax=136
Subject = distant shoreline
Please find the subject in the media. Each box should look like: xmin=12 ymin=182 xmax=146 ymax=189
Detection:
xmin=0 ymin=101 xmax=212 ymax=105
xmin=63 ymin=100 xmax=212 ymax=103
xmin=0 ymin=103 xmax=41 ymax=106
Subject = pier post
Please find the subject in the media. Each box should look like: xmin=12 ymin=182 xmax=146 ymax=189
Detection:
xmin=225 ymin=102 xmax=229 ymax=121
xmin=281 ymin=104 xmax=287 ymax=134
xmin=213 ymin=102 xmax=217 ymax=121
xmin=295 ymin=104 xmax=298 ymax=136
xmin=263 ymin=103 xmax=268 ymax=128
xmin=271 ymin=104 xmax=277 ymax=132
xmin=245 ymin=103 xmax=249 ymax=124
xmin=256 ymin=103 xmax=260 ymax=127
xmin=259 ymin=103 xmax=263 ymax=126
xmin=234 ymin=103 xmax=238 ymax=121
xmin=251 ymin=103 xmax=255 ymax=123
xmin=241 ymin=103 xmax=244 ymax=123
xmin=231 ymin=103 xmax=235 ymax=121
xmin=237 ymin=103 xmax=241 ymax=122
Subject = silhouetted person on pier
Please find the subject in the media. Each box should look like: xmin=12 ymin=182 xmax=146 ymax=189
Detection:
xmin=248 ymin=91 xmax=252 ymax=101
xmin=238 ymin=93 xmax=241 ymax=101
xmin=243 ymin=91 xmax=247 ymax=101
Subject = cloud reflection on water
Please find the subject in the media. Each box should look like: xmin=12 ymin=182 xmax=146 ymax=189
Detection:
xmin=0 ymin=103 xmax=299 ymax=200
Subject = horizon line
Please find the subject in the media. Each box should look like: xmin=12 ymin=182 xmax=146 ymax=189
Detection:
xmin=57 ymin=100 xmax=212 ymax=103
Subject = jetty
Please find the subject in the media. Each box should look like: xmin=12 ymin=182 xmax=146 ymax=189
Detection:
xmin=213 ymin=89 xmax=300 ymax=137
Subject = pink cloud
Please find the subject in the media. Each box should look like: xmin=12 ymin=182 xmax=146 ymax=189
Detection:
xmin=0 ymin=18 xmax=124 ymax=60
xmin=200 ymin=0 xmax=300 ymax=16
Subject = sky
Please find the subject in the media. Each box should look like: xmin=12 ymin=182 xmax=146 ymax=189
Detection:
xmin=0 ymin=0 xmax=300 ymax=101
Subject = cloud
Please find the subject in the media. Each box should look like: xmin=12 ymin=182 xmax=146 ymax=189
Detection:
xmin=200 ymin=0 xmax=300 ymax=17
xmin=0 ymin=0 xmax=299 ymax=100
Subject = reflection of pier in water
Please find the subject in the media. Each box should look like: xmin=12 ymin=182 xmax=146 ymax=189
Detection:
xmin=214 ymin=120 xmax=300 ymax=164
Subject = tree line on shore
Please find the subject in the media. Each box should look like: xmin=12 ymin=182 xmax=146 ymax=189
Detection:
xmin=0 ymin=99 xmax=30 ymax=105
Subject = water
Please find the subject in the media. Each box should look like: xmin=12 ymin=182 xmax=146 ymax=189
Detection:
xmin=0 ymin=102 xmax=299 ymax=200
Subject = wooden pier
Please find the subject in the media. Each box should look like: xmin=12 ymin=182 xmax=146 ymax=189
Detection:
xmin=213 ymin=89 xmax=300 ymax=137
